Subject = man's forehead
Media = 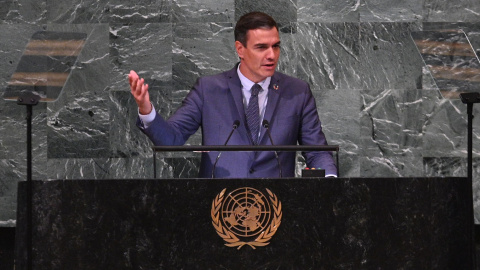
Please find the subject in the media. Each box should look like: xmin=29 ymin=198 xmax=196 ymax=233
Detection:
xmin=246 ymin=28 xmax=280 ymax=44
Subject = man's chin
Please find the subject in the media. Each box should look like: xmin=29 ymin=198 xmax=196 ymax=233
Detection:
xmin=261 ymin=67 xmax=276 ymax=77
xmin=264 ymin=71 xmax=275 ymax=77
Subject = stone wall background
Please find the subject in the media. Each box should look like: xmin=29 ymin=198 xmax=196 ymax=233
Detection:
xmin=0 ymin=0 xmax=479 ymax=226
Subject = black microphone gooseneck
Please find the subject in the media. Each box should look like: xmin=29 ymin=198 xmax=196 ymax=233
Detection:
xmin=262 ymin=120 xmax=282 ymax=178
xmin=211 ymin=120 xmax=240 ymax=178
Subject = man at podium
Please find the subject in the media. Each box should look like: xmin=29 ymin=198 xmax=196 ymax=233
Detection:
xmin=128 ymin=11 xmax=337 ymax=178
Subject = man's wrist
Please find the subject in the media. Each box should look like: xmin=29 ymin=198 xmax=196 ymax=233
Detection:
xmin=138 ymin=103 xmax=156 ymax=128
xmin=139 ymin=103 xmax=153 ymax=115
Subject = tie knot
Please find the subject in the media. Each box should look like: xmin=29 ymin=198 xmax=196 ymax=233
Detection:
xmin=251 ymin=84 xmax=261 ymax=97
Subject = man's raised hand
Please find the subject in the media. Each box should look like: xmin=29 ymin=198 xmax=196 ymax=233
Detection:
xmin=128 ymin=70 xmax=152 ymax=115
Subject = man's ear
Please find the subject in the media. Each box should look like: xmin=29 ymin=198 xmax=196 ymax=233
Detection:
xmin=235 ymin=40 xmax=244 ymax=59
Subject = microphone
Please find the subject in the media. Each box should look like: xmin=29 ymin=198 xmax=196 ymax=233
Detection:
xmin=262 ymin=120 xmax=282 ymax=178
xmin=211 ymin=120 xmax=240 ymax=178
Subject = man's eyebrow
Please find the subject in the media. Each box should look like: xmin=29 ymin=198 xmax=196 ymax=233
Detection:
xmin=253 ymin=41 xmax=281 ymax=47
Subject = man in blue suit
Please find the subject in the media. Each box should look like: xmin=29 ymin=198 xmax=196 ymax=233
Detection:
xmin=129 ymin=11 xmax=337 ymax=178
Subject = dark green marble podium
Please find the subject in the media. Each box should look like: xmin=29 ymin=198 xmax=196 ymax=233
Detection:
xmin=15 ymin=177 xmax=472 ymax=269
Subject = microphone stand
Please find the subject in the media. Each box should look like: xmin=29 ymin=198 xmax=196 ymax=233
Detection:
xmin=459 ymin=92 xmax=480 ymax=270
xmin=263 ymin=120 xmax=282 ymax=178
xmin=211 ymin=121 xmax=240 ymax=178
xmin=153 ymin=144 xmax=339 ymax=179
xmin=17 ymin=92 xmax=40 ymax=270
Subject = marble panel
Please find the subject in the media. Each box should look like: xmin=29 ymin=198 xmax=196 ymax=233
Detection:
xmin=109 ymin=90 xmax=169 ymax=159
xmin=359 ymin=89 xmax=424 ymax=177
xmin=235 ymin=0 xmax=297 ymax=26
xmin=155 ymin=157 xmax=201 ymax=178
xmin=0 ymin=101 xmax=46 ymax=160
xmin=45 ymin=157 xmax=155 ymax=180
xmin=46 ymin=0 xmax=170 ymax=23
xmin=0 ymin=25 xmax=50 ymax=223
xmin=360 ymin=154 xmax=424 ymax=177
xmin=360 ymin=0 xmax=423 ymax=22
xmin=275 ymin=22 xmax=298 ymax=77
xmin=337 ymin=153 xmax=360 ymax=178
xmin=359 ymin=22 xmax=424 ymax=90
xmin=297 ymin=0 xmax=360 ymax=23
xmin=314 ymin=88 xmax=361 ymax=177
xmin=109 ymin=23 xmax=174 ymax=157
xmin=0 ymin=159 xmax=23 ymax=225
xmin=0 ymin=106 xmax=48 ymax=220
xmin=47 ymin=90 xmax=110 ymax=158
xmin=172 ymin=0 xmax=234 ymax=22
xmin=0 ymin=0 xmax=479 ymax=230
xmin=360 ymin=89 xmax=424 ymax=156
xmin=1 ymin=0 xmax=46 ymax=24
xmin=110 ymin=23 xmax=172 ymax=93
xmin=0 ymin=0 xmax=14 ymax=20
xmin=423 ymin=0 xmax=480 ymax=22
xmin=45 ymin=24 xmax=110 ymax=158
xmin=424 ymin=157 xmax=468 ymax=177
xmin=422 ymin=90 xmax=480 ymax=157
xmin=2 ymin=98 xmax=47 ymax=175
xmin=46 ymin=158 xmax=111 ymax=180
xmin=172 ymin=22 xmax=236 ymax=90
xmin=109 ymin=157 xmax=155 ymax=179
xmin=296 ymin=22 xmax=362 ymax=90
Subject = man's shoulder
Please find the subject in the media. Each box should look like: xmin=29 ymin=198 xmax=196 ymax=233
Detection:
xmin=197 ymin=66 xmax=237 ymax=84
xmin=273 ymin=71 xmax=309 ymax=88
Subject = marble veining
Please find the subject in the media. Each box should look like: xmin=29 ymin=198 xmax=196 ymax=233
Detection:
xmin=0 ymin=1 xmax=480 ymax=227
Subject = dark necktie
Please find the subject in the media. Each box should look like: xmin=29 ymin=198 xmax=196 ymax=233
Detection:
xmin=246 ymin=84 xmax=261 ymax=145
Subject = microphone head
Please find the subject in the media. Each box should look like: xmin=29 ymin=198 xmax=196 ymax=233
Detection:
xmin=262 ymin=119 xmax=269 ymax=128
xmin=233 ymin=120 xmax=240 ymax=128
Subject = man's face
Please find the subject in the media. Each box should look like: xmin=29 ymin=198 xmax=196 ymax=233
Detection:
xmin=235 ymin=27 xmax=280 ymax=83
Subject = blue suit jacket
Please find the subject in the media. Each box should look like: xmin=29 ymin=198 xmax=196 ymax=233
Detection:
xmin=137 ymin=65 xmax=337 ymax=178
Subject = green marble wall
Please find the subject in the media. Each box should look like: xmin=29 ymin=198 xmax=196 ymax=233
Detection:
xmin=1 ymin=0 xmax=479 ymax=226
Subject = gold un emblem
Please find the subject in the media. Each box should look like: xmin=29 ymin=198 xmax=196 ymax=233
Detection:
xmin=211 ymin=187 xmax=282 ymax=249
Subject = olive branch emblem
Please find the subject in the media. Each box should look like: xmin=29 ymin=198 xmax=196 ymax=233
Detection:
xmin=211 ymin=188 xmax=282 ymax=249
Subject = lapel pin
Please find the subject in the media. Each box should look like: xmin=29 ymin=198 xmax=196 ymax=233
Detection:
xmin=273 ymin=84 xmax=279 ymax=90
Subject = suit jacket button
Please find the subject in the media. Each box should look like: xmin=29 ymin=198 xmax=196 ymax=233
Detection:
xmin=249 ymin=168 xmax=254 ymax=174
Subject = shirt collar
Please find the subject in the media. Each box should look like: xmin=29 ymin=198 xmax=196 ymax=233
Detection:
xmin=237 ymin=63 xmax=271 ymax=92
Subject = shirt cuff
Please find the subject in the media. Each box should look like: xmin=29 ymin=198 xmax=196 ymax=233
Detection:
xmin=325 ymin=174 xmax=337 ymax=178
xmin=138 ymin=104 xmax=156 ymax=129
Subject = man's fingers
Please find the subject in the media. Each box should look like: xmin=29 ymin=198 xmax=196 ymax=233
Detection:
xmin=137 ymin=78 xmax=145 ymax=95
xmin=129 ymin=70 xmax=138 ymax=81
xmin=128 ymin=71 xmax=152 ymax=114
xmin=139 ymin=83 xmax=149 ymax=99
xmin=128 ymin=70 xmax=140 ymax=92
xmin=132 ymin=78 xmax=149 ymax=101
xmin=131 ymin=77 xmax=143 ymax=95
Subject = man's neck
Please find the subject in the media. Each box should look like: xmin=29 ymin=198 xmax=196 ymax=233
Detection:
xmin=237 ymin=63 xmax=270 ymax=85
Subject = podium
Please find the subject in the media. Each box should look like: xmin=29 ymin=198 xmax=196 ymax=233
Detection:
xmin=15 ymin=177 xmax=472 ymax=269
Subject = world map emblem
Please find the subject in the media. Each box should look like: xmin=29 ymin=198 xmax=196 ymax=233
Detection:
xmin=211 ymin=187 xmax=282 ymax=249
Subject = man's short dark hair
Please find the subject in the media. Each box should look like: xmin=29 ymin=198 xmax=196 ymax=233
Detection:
xmin=234 ymin=12 xmax=278 ymax=46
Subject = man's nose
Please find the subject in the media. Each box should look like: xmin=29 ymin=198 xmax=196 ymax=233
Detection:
xmin=266 ymin=47 xmax=275 ymax=59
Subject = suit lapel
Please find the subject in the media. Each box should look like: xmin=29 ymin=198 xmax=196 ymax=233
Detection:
xmin=259 ymin=73 xmax=281 ymax=145
xmin=226 ymin=67 xmax=282 ymax=147
xmin=226 ymin=66 xmax=252 ymax=144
